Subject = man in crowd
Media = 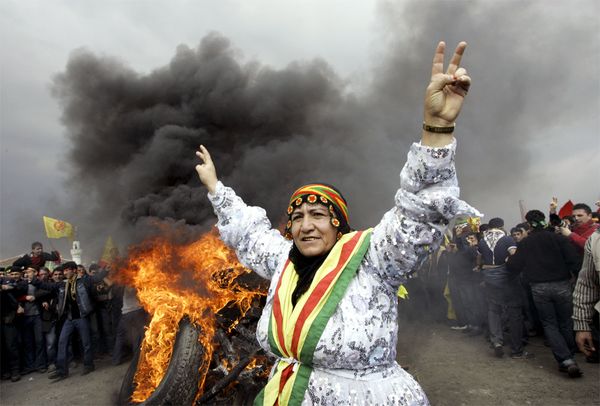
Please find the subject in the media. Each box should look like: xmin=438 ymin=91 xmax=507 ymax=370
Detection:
xmin=77 ymin=264 xmax=87 ymax=278
xmin=89 ymin=263 xmax=114 ymax=358
xmin=479 ymin=217 xmax=533 ymax=359
xmin=41 ymin=266 xmax=61 ymax=373
xmin=52 ymin=267 xmax=64 ymax=283
xmin=508 ymin=210 xmax=581 ymax=377
xmin=21 ymin=266 xmax=49 ymax=374
xmin=448 ymin=230 xmax=485 ymax=335
xmin=1 ymin=267 xmax=28 ymax=382
xmin=511 ymin=222 xmax=541 ymax=336
xmin=560 ymin=203 xmax=599 ymax=257
xmin=13 ymin=242 xmax=60 ymax=269
xmin=32 ymin=261 xmax=107 ymax=381
xmin=38 ymin=267 xmax=51 ymax=282
xmin=573 ymin=228 xmax=600 ymax=364
xmin=511 ymin=223 xmax=529 ymax=243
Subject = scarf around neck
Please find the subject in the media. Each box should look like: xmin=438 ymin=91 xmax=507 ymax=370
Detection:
xmin=288 ymin=244 xmax=327 ymax=307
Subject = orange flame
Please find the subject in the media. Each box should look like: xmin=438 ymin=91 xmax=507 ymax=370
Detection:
xmin=115 ymin=229 xmax=265 ymax=402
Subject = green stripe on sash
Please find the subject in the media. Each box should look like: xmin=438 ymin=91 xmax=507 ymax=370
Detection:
xmin=288 ymin=363 xmax=312 ymax=406
xmin=259 ymin=229 xmax=373 ymax=405
xmin=299 ymin=230 xmax=371 ymax=364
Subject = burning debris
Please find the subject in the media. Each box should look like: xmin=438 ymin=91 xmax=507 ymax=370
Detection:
xmin=114 ymin=231 xmax=273 ymax=405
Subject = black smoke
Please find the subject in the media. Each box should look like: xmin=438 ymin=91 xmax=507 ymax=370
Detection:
xmin=52 ymin=1 xmax=599 ymax=249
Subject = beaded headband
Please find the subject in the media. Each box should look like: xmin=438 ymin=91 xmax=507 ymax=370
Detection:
xmin=288 ymin=184 xmax=349 ymax=223
xmin=284 ymin=184 xmax=349 ymax=240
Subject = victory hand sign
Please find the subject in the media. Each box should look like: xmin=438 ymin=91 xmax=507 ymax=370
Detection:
xmin=422 ymin=41 xmax=471 ymax=147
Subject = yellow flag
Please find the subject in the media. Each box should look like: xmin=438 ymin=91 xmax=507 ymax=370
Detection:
xmin=43 ymin=216 xmax=74 ymax=239
xmin=99 ymin=236 xmax=118 ymax=266
xmin=467 ymin=216 xmax=481 ymax=232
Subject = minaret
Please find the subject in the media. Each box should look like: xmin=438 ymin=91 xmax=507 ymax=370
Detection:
xmin=70 ymin=240 xmax=82 ymax=264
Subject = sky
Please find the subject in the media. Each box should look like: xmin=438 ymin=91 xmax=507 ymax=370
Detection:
xmin=1 ymin=0 xmax=599 ymax=263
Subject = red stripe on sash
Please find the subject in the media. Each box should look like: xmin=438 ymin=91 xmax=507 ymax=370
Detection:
xmin=272 ymin=259 xmax=291 ymax=356
xmin=279 ymin=363 xmax=295 ymax=393
xmin=289 ymin=231 xmax=363 ymax=356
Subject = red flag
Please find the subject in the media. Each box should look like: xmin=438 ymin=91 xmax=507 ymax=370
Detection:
xmin=558 ymin=200 xmax=574 ymax=218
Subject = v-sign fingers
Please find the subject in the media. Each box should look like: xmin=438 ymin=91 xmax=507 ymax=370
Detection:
xmin=446 ymin=42 xmax=467 ymax=75
xmin=196 ymin=145 xmax=213 ymax=164
xmin=431 ymin=41 xmax=446 ymax=77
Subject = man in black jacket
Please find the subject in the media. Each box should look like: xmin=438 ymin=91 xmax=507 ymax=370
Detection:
xmin=454 ymin=232 xmax=486 ymax=335
xmin=21 ymin=266 xmax=50 ymax=373
xmin=508 ymin=210 xmax=581 ymax=377
xmin=479 ymin=217 xmax=531 ymax=359
xmin=1 ymin=267 xmax=29 ymax=381
xmin=33 ymin=261 xmax=107 ymax=381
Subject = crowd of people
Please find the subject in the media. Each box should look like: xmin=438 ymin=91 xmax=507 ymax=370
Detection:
xmin=0 ymin=243 xmax=148 ymax=383
xmin=1 ymin=200 xmax=598 ymax=388
xmin=429 ymin=201 xmax=600 ymax=378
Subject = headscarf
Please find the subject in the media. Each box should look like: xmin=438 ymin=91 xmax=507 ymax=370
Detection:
xmin=284 ymin=183 xmax=351 ymax=306
xmin=284 ymin=183 xmax=350 ymax=239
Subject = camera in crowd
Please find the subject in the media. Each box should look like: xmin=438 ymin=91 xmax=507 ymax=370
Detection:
xmin=549 ymin=213 xmax=574 ymax=231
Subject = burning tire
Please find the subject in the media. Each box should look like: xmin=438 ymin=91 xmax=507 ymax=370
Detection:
xmin=118 ymin=267 xmax=271 ymax=406
xmin=118 ymin=316 xmax=205 ymax=405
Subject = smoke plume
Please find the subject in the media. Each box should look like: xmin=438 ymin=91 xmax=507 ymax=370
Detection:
xmin=52 ymin=1 xmax=598 ymax=251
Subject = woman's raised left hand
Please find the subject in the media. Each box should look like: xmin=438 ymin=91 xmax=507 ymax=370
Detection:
xmin=424 ymin=41 xmax=471 ymax=127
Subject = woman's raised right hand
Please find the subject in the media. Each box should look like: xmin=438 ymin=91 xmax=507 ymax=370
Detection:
xmin=195 ymin=145 xmax=218 ymax=194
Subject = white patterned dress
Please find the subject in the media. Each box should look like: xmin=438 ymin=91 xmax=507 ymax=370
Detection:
xmin=207 ymin=139 xmax=479 ymax=405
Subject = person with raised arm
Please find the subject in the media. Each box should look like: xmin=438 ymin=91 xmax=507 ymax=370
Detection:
xmin=195 ymin=41 xmax=478 ymax=405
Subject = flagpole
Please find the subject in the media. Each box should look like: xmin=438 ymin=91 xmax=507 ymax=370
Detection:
xmin=518 ymin=200 xmax=527 ymax=222
xmin=46 ymin=239 xmax=57 ymax=252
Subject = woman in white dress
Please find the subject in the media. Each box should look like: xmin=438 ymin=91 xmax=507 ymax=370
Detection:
xmin=195 ymin=41 xmax=479 ymax=406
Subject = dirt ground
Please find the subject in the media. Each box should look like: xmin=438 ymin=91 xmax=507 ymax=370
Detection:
xmin=1 ymin=322 xmax=598 ymax=406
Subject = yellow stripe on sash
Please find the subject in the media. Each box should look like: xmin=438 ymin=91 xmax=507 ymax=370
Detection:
xmin=259 ymin=230 xmax=372 ymax=405
xmin=274 ymin=230 xmax=370 ymax=358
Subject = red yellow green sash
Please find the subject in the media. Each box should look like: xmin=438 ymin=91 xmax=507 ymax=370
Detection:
xmin=254 ymin=229 xmax=372 ymax=406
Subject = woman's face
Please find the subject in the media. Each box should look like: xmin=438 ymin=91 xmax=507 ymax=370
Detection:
xmin=291 ymin=203 xmax=337 ymax=257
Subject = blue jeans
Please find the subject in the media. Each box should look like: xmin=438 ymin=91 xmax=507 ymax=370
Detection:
xmin=486 ymin=282 xmax=524 ymax=354
xmin=530 ymin=280 xmax=576 ymax=364
xmin=56 ymin=318 xmax=94 ymax=376
xmin=44 ymin=323 xmax=57 ymax=365
xmin=22 ymin=314 xmax=46 ymax=370
xmin=456 ymin=278 xmax=486 ymax=329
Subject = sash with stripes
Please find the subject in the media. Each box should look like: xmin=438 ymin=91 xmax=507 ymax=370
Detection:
xmin=254 ymin=229 xmax=372 ymax=406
